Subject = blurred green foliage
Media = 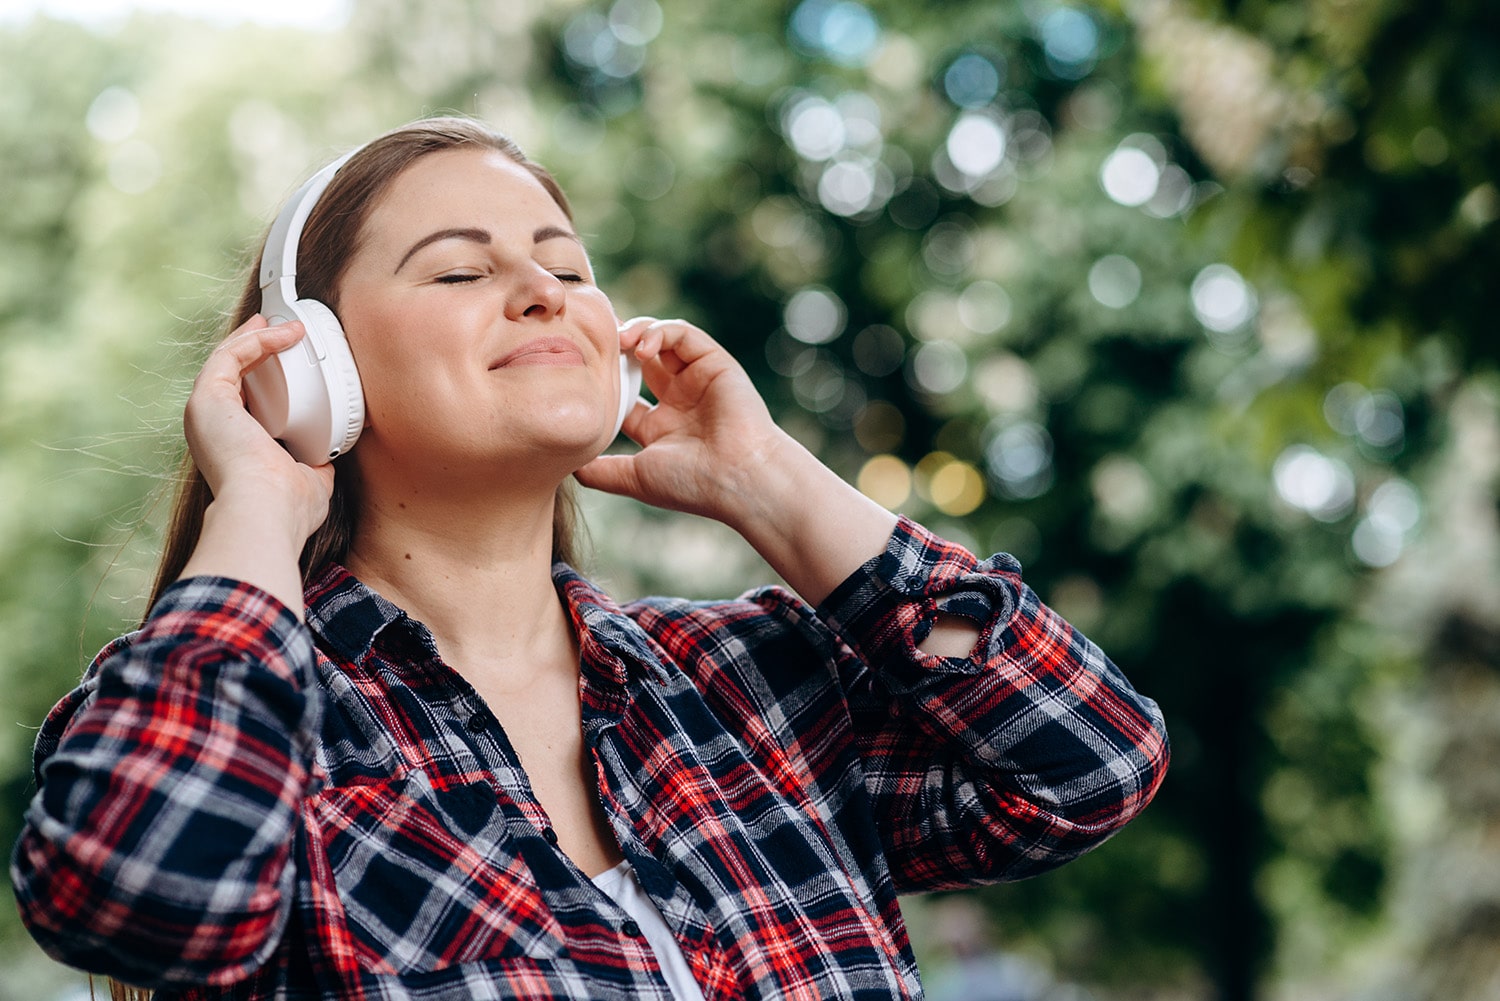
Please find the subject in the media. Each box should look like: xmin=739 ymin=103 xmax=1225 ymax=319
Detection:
xmin=1 ymin=1 xmax=1495 ymax=999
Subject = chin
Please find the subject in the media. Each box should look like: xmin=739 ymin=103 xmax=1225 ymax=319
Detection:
xmin=531 ymin=398 xmax=615 ymax=442
xmin=507 ymin=418 xmax=614 ymax=465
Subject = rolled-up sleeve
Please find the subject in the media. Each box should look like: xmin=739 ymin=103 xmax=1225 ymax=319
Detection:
xmin=817 ymin=518 xmax=1169 ymax=891
xmin=10 ymin=576 xmax=321 ymax=987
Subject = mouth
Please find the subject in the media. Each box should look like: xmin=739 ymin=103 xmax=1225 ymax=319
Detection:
xmin=489 ymin=337 xmax=586 ymax=369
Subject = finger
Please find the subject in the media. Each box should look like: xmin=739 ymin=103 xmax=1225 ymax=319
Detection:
xmin=197 ymin=319 xmax=306 ymax=394
xmin=644 ymin=318 xmax=720 ymax=367
xmin=647 ymin=319 xmax=740 ymax=381
xmin=635 ymin=320 xmax=702 ymax=376
xmin=638 ymin=325 xmax=686 ymax=374
xmin=643 ymin=346 xmax=688 ymax=380
xmin=617 ymin=315 xmax=658 ymax=352
xmin=220 ymin=318 xmax=305 ymax=373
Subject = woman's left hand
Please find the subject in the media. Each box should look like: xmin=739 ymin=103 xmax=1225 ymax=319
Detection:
xmin=575 ymin=317 xmax=786 ymax=527
xmin=579 ymin=316 xmax=899 ymax=605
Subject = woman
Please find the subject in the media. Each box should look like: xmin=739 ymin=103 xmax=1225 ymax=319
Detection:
xmin=11 ymin=117 xmax=1168 ymax=1000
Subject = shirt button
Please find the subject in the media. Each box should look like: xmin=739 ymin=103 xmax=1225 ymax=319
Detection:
xmin=621 ymin=919 xmax=642 ymax=938
xmin=466 ymin=711 xmax=495 ymax=732
xmin=541 ymin=827 xmax=559 ymax=846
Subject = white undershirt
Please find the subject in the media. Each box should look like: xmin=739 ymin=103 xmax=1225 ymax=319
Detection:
xmin=590 ymin=860 xmax=706 ymax=1001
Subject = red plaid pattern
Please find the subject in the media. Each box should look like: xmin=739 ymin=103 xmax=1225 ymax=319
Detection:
xmin=13 ymin=518 xmax=1168 ymax=999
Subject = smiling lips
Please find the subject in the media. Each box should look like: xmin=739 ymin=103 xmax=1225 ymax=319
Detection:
xmin=490 ymin=336 xmax=586 ymax=368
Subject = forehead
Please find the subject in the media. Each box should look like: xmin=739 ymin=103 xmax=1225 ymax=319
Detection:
xmin=363 ymin=148 xmax=567 ymax=242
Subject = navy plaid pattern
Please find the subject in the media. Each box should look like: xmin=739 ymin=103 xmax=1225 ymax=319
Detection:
xmin=13 ymin=518 xmax=1168 ymax=999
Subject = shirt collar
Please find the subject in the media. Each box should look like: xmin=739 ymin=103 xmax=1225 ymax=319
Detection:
xmin=302 ymin=561 xmax=661 ymax=691
xmin=553 ymin=563 xmax=664 ymax=688
xmin=303 ymin=562 xmax=409 ymax=665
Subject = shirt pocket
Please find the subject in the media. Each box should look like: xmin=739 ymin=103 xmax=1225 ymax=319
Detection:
xmin=306 ymin=771 xmax=566 ymax=975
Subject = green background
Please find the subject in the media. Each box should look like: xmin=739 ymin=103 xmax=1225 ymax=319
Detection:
xmin=2 ymin=1 xmax=1497 ymax=999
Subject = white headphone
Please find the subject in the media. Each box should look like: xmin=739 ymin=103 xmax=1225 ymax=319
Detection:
xmin=243 ymin=146 xmax=643 ymax=467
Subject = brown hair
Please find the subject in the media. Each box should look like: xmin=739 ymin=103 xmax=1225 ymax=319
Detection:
xmin=144 ymin=116 xmax=584 ymax=620
xmin=111 ymin=116 xmax=586 ymax=1001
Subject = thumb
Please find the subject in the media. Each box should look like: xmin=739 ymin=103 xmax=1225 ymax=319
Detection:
xmin=574 ymin=453 xmax=643 ymax=499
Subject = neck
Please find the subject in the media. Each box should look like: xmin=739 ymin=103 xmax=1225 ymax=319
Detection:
xmin=343 ymin=464 xmax=577 ymax=683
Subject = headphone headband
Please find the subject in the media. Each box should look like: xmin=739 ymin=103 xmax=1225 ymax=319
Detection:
xmin=258 ymin=148 xmax=359 ymax=294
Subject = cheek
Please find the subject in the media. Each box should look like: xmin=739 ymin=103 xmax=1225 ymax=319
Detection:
xmin=344 ymin=325 xmax=441 ymax=428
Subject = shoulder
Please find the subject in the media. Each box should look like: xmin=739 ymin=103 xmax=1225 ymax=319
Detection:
xmin=624 ymin=584 xmax=835 ymax=646
xmin=31 ymin=628 xmax=139 ymax=779
xmin=621 ymin=586 xmax=855 ymax=695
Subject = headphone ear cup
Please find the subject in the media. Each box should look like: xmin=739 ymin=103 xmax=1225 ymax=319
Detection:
xmin=614 ymin=351 xmax=643 ymax=439
xmin=296 ymin=298 xmax=365 ymax=460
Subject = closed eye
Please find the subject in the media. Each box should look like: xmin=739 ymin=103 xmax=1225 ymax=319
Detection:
xmin=434 ymin=271 xmax=587 ymax=285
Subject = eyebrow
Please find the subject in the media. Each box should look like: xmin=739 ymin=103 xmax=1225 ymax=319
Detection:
xmin=394 ymin=225 xmax=581 ymax=274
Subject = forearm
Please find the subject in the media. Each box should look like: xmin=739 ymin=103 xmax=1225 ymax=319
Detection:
xmin=11 ymin=579 xmax=317 ymax=983
xmin=820 ymin=521 xmax=1170 ymax=887
xmin=721 ymin=430 xmax=898 ymax=607
xmin=180 ymin=493 xmax=309 ymax=618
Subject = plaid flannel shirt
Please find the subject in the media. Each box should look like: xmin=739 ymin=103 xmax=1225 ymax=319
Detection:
xmin=13 ymin=518 xmax=1168 ymax=999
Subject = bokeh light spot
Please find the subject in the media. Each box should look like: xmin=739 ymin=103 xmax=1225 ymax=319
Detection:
xmin=1368 ymin=478 xmax=1420 ymax=535
xmin=818 ymin=156 xmax=890 ymax=217
xmin=921 ymin=217 xmax=976 ymax=277
xmin=1323 ymin=382 xmax=1367 ymax=436
xmin=1272 ymin=445 xmax=1355 ymax=521
xmin=1352 ymin=478 xmax=1421 ymax=567
xmin=1191 ymin=264 xmax=1257 ymax=333
xmin=973 ymin=354 xmax=1038 ymax=414
xmin=1039 ymin=7 xmax=1099 ymax=79
xmin=784 ymin=286 xmax=847 ymax=344
xmin=1091 ymin=455 xmax=1156 ymax=525
xmin=1353 ymin=390 xmax=1404 ymax=449
xmin=1087 ymin=254 xmax=1142 ymax=308
xmin=1144 ymin=163 xmax=1194 ymax=218
xmin=563 ymin=8 xmax=646 ymax=78
xmin=607 ymin=0 xmax=663 ymax=46
xmin=957 ymin=280 xmax=1013 ymax=334
xmin=792 ymin=352 xmax=848 ymax=412
xmin=1100 ymin=145 xmax=1160 ymax=206
xmin=946 ymin=112 xmax=1007 ymax=178
xmin=943 ymin=52 xmax=1002 ymax=108
xmin=789 ymin=0 xmax=881 ymax=67
xmin=86 ymin=86 xmax=140 ymax=143
xmin=784 ymin=95 xmax=846 ymax=161
xmin=858 ymin=454 xmax=912 ymax=508
xmin=910 ymin=341 xmax=969 ymax=395
xmin=984 ymin=420 xmax=1054 ymax=499
xmin=928 ymin=458 xmax=986 ymax=516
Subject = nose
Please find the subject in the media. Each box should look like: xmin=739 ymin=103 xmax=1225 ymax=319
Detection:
xmin=506 ymin=267 xmax=567 ymax=321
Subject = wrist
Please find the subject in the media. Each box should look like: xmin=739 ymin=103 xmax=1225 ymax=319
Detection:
xmin=720 ymin=430 xmax=898 ymax=606
xmin=211 ymin=476 xmax=328 ymax=547
xmin=201 ymin=496 xmax=309 ymax=560
xmin=714 ymin=428 xmax=817 ymax=536
xmin=179 ymin=500 xmax=311 ymax=618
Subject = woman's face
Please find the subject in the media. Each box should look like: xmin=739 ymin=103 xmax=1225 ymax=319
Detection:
xmin=335 ymin=148 xmax=622 ymax=485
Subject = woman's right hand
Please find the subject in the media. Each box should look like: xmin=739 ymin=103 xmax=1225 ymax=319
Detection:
xmin=177 ymin=316 xmax=336 ymax=612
